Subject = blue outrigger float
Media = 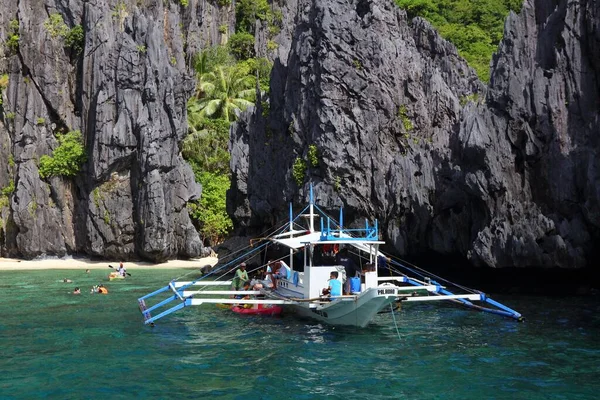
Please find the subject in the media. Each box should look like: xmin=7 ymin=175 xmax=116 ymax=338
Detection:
xmin=138 ymin=187 xmax=522 ymax=326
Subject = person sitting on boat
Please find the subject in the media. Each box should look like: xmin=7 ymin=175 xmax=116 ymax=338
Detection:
xmin=260 ymin=265 xmax=273 ymax=288
xmin=232 ymin=262 xmax=249 ymax=292
xmin=322 ymin=271 xmax=342 ymax=300
xmin=235 ymin=281 xmax=252 ymax=299
xmin=234 ymin=282 xmax=255 ymax=309
xmin=275 ymin=260 xmax=290 ymax=279
xmin=336 ymin=247 xmax=358 ymax=294
xmin=117 ymin=262 xmax=126 ymax=277
xmin=270 ymin=260 xmax=290 ymax=289
xmin=250 ymin=279 xmax=264 ymax=291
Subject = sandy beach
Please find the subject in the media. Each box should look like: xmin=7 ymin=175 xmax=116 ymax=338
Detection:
xmin=0 ymin=256 xmax=219 ymax=271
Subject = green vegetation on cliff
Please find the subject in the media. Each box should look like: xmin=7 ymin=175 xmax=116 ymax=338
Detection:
xmin=39 ymin=130 xmax=87 ymax=178
xmin=184 ymin=0 xmax=283 ymax=244
xmin=395 ymin=0 xmax=522 ymax=81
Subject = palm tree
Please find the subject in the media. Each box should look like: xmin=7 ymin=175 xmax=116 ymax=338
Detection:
xmin=194 ymin=65 xmax=255 ymax=122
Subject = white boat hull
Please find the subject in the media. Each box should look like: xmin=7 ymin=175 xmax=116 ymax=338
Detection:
xmin=281 ymin=288 xmax=400 ymax=327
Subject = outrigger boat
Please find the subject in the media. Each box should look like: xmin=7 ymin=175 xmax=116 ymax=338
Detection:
xmin=138 ymin=187 xmax=522 ymax=327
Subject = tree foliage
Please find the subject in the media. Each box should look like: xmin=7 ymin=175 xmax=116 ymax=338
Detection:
xmin=228 ymin=32 xmax=256 ymax=60
xmin=185 ymin=42 xmax=271 ymax=245
xmin=193 ymin=46 xmax=234 ymax=77
xmin=192 ymin=64 xmax=255 ymax=122
xmin=238 ymin=57 xmax=273 ymax=94
xmin=39 ymin=130 xmax=87 ymax=178
xmin=183 ymin=113 xmax=232 ymax=244
xmin=43 ymin=13 xmax=69 ymax=38
xmin=235 ymin=0 xmax=272 ymax=34
xmin=187 ymin=171 xmax=233 ymax=245
xmin=183 ymin=118 xmax=230 ymax=174
xmin=395 ymin=0 xmax=522 ymax=82
xmin=5 ymin=19 xmax=20 ymax=54
xmin=65 ymin=25 xmax=84 ymax=55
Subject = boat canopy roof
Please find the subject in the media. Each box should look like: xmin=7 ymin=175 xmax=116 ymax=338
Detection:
xmin=271 ymin=231 xmax=384 ymax=250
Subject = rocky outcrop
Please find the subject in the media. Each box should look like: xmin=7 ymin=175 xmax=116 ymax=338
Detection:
xmin=457 ymin=0 xmax=600 ymax=268
xmin=0 ymin=0 xmax=231 ymax=261
xmin=229 ymin=0 xmax=599 ymax=268
xmin=1 ymin=0 xmax=597 ymax=268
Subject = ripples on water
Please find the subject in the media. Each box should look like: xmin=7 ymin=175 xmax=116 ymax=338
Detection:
xmin=0 ymin=269 xmax=598 ymax=399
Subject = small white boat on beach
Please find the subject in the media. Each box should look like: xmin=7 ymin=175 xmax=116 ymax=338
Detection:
xmin=138 ymin=186 xmax=522 ymax=327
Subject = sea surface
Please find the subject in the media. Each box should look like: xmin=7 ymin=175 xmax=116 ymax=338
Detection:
xmin=0 ymin=268 xmax=598 ymax=399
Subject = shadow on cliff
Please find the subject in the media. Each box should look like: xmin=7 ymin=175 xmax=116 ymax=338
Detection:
xmin=408 ymin=252 xmax=599 ymax=296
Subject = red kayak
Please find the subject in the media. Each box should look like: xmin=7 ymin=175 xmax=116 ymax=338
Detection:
xmin=231 ymin=305 xmax=283 ymax=316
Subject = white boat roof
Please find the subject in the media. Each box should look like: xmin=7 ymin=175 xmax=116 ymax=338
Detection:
xmin=271 ymin=231 xmax=384 ymax=250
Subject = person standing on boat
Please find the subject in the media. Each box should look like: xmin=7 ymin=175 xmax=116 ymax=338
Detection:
xmin=336 ymin=247 xmax=358 ymax=294
xmin=232 ymin=262 xmax=249 ymax=291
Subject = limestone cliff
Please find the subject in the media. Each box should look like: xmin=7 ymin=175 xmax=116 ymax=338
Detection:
xmin=1 ymin=0 xmax=598 ymax=268
xmin=229 ymin=0 xmax=600 ymax=268
xmin=0 ymin=0 xmax=233 ymax=261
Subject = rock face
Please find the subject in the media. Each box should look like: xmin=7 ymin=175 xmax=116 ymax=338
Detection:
xmin=229 ymin=0 xmax=600 ymax=268
xmin=0 ymin=0 xmax=231 ymax=261
xmin=1 ymin=0 xmax=597 ymax=268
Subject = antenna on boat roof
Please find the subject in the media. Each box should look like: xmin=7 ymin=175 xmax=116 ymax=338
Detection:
xmin=309 ymin=184 xmax=314 ymax=232
xmin=289 ymin=202 xmax=293 ymax=231
xmin=339 ymin=207 xmax=343 ymax=231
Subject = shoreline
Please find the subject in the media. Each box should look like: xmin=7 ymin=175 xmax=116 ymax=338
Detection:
xmin=0 ymin=256 xmax=218 ymax=271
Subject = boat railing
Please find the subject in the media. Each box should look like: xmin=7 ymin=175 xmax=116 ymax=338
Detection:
xmin=318 ymin=213 xmax=378 ymax=242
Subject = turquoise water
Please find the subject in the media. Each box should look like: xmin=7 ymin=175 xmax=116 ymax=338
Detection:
xmin=0 ymin=269 xmax=598 ymax=399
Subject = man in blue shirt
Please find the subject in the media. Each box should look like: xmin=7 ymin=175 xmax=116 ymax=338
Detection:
xmin=322 ymin=271 xmax=342 ymax=299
